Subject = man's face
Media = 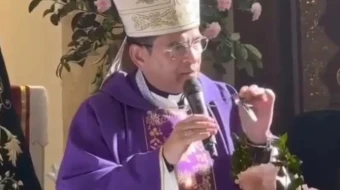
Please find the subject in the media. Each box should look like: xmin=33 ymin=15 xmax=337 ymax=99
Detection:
xmin=131 ymin=27 xmax=207 ymax=93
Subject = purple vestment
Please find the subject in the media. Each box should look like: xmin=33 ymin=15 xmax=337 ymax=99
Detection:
xmin=56 ymin=71 xmax=242 ymax=190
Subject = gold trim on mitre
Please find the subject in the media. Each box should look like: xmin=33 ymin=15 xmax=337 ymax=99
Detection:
xmin=113 ymin=0 xmax=200 ymax=37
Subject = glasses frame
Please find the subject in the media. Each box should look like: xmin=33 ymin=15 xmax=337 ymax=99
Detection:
xmin=164 ymin=37 xmax=209 ymax=60
xmin=134 ymin=37 xmax=209 ymax=60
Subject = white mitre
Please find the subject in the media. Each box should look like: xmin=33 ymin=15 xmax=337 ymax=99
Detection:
xmin=103 ymin=0 xmax=200 ymax=83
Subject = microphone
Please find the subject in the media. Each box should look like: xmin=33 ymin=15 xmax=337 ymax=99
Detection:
xmin=183 ymin=78 xmax=218 ymax=158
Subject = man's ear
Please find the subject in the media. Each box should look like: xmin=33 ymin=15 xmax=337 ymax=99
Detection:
xmin=129 ymin=44 xmax=148 ymax=69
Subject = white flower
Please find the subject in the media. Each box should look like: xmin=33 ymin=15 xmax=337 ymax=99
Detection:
xmin=46 ymin=163 xmax=60 ymax=183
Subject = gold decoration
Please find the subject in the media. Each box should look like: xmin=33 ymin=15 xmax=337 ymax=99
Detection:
xmin=176 ymin=0 xmax=189 ymax=4
xmin=2 ymin=126 xmax=23 ymax=167
xmin=0 ymin=78 xmax=12 ymax=113
xmin=145 ymin=111 xmax=166 ymax=150
xmin=131 ymin=8 xmax=179 ymax=31
xmin=0 ymin=171 xmax=24 ymax=189
xmin=136 ymin=0 xmax=155 ymax=4
xmin=144 ymin=110 xmax=215 ymax=190
xmin=0 ymin=77 xmax=24 ymax=189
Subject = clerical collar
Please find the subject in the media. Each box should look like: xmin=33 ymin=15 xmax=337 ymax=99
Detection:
xmin=144 ymin=77 xmax=181 ymax=98
xmin=144 ymin=76 xmax=186 ymax=107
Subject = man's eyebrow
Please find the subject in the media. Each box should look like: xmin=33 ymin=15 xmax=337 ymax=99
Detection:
xmin=167 ymin=36 xmax=202 ymax=47
xmin=168 ymin=40 xmax=182 ymax=47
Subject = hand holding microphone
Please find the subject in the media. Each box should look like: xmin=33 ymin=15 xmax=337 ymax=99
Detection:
xmin=162 ymin=78 xmax=218 ymax=165
xmin=183 ymin=78 xmax=218 ymax=158
xmin=162 ymin=114 xmax=218 ymax=165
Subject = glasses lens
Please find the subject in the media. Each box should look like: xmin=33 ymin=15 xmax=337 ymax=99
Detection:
xmin=169 ymin=38 xmax=209 ymax=59
xmin=200 ymin=38 xmax=209 ymax=51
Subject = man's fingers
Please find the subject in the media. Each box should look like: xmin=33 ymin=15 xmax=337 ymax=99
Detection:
xmin=239 ymin=86 xmax=249 ymax=98
xmin=182 ymin=114 xmax=214 ymax=123
xmin=248 ymin=84 xmax=259 ymax=93
xmin=239 ymin=85 xmax=269 ymax=102
xmin=182 ymin=130 xmax=217 ymax=144
xmin=179 ymin=128 xmax=216 ymax=138
xmin=177 ymin=121 xmax=218 ymax=131
xmin=264 ymin=88 xmax=276 ymax=101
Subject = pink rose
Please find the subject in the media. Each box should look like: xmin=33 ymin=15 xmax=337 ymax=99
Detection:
xmin=217 ymin=0 xmax=232 ymax=11
xmin=94 ymin=0 xmax=111 ymax=13
xmin=235 ymin=163 xmax=279 ymax=190
xmin=251 ymin=2 xmax=262 ymax=21
xmin=202 ymin=22 xmax=221 ymax=39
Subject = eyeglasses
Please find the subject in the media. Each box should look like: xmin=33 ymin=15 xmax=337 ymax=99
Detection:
xmin=137 ymin=37 xmax=209 ymax=60
xmin=164 ymin=37 xmax=209 ymax=60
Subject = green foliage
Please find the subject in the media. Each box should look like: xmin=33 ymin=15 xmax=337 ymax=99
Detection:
xmin=231 ymin=133 xmax=253 ymax=178
xmin=28 ymin=0 xmax=124 ymax=89
xmin=273 ymin=134 xmax=304 ymax=190
xmin=200 ymin=0 xmax=263 ymax=77
xmin=232 ymin=133 xmax=305 ymax=189
xmin=29 ymin=0 xmax=263 ymax=90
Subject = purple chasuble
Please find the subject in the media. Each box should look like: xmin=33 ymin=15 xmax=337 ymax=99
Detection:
xmin=56 ymin=71 xmax=241 ymax=190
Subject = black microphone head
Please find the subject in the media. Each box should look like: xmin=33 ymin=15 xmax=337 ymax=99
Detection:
xmin=183 ymin=78 xmax=202 ymax=97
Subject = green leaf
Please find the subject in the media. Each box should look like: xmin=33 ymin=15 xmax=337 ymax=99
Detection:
xmin=280 ymin=133 xmax=288 ymax=146
xmin=237 ymin=0 xmax=255 ymax=10
xmin=72 ymin=29 xmax=87 ymax=42
xmin=71 ymin=12 xmax=85 ymax=31
xmin=213 ymin=63 xmax=227 ymax=75
xmin=77 ymin=13 xmax=97 ymax=29
xmin=288 ymin=177 xmax=304 ymax=190
xmin=230 ymin=33 xmax=240 ymax=41
xmin=77 ymin=41 xmax=92 ymax=53
xmin=255 ymin=59 xmax=263 ymax=68
xmin=77 ymin=59 xmax=86 ymax=67
xmin=244 ymin=62 xmax=254 ymax=77
xmin=67 ymin=41 xmax=77 ymax=47
xmin=50 ymin=14 xmax=59 ymax=26
xmin=200 ymin=4 xmax=224 ymax=23
xmin=28 ymin=0 xmax=42 ymax=13
xmin=217 ymin=43 xmax=234 ymax=63
xmin=43 ymin=4 xmax=55 ymax=17
xmin=57 ymin=1 xmax=77 ymax=19
xmin=234 ymin=42 xmax=248 ymax=62
xmin=63 ymin=63 xmax=71 ymax=72
xmin=244 ymin=44 xmax=262 ymax=59
xmin=236 ymin=61 xmax=247 ymax=70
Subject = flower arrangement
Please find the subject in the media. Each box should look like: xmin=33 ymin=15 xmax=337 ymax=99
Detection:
xmin=232 ymin=133 xmax=318 ymax=190
xmin=235 ymin=163 xmax=317 ymax=190
xmin=28 ymin=0 xmax=264 ymax=90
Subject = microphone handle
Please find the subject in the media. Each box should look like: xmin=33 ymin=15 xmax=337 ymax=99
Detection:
xmin=203 ymin=135 xmax=218 ymax=158
xmin=188 ymin=93 xmax=218 ymax=158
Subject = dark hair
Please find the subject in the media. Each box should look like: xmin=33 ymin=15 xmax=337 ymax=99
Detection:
xmin=126 ymin=36 xmax=158 ymax=54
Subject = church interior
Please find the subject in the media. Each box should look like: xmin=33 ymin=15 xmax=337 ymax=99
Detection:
xmin=0 ymin=0 xmax=339 ymax=189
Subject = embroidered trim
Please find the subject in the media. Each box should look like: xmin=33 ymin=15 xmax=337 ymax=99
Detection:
xmin=0 ymin=77 xmax=24 ymax=189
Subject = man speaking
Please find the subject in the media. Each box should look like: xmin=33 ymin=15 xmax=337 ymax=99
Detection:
xmin=57 ymin=0 xmax=276 ymax=189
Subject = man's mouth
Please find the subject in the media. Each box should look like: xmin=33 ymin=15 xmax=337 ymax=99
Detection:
xmin=182 ymin=71 xmax=195 ymax=75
